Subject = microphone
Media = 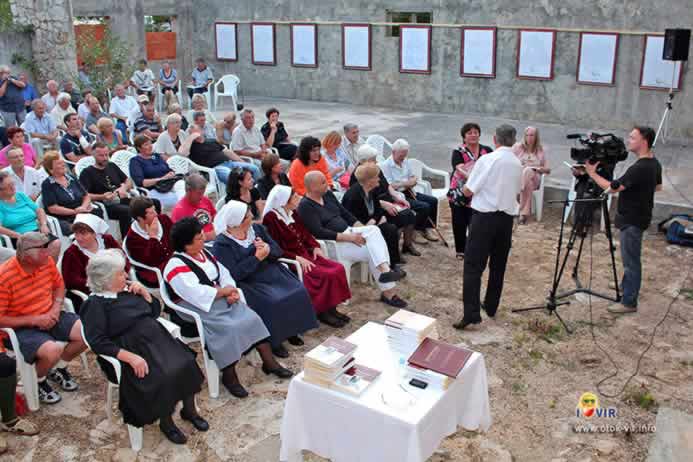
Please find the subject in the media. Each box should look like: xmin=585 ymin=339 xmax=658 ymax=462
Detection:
xmin=566 ymin=133 xmax=582 ymax=139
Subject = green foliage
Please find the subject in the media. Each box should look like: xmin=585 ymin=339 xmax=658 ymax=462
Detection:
xmin=75 ymin=26 xmax=134 ymax=100
xmin=623 ymin=384 xmax=657 ymax=411
xmin=144 ymin=15 xmax=172 ymax=32
xmin=0 ymin=0 xmax=12 ymax=31
xmin=11 ymin=52 xmax=38 ymax=76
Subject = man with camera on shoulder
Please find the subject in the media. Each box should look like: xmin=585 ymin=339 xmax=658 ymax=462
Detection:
xmin=584 ymin=126 xmax=662 ymax=314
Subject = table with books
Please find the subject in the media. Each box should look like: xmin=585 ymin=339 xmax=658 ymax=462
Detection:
xmin=279 ymin=311 xmax=492 ymax=462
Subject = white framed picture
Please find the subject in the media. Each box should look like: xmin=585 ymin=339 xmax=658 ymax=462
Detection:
xmin=461 ymin=27 xmax=496 ymax=78
xmin=517 ymin=29 xmax=556 ymax=80
xmin=640 ymin=35 xmax=683 ymax=90
xmin=577 ymin=32 xmax=619 ymax=85
xmin=400 ymin=25 xmax=431 ymax=74
xmin=215 ymin=22 xmax=237 ymax=61
xmin=251 ymin=23 xmax=276 ymax=65
xmin=291 ymin=24 xmax=318 ymax=68
xmin=343 ymin=24 xmax=371 ymax=70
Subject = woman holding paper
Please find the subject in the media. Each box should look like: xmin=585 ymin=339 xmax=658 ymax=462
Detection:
xmin=512 ymin=126 xmax=550 ymax=224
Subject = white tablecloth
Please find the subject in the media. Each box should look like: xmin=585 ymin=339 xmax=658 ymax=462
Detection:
xmin=279 ymin=322 xmax=492 ymax=462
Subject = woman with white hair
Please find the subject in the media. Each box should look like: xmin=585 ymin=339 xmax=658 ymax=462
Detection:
xmin=153 ymin=113 xmax=197 ymax=157
xmin=165 ymin=217 xmax=292 ymax=398
xmin=262 ymin=185 xmax=351 ymax=328
xmin=50 ymin=92 xmax=76 ymax=130
xmin=80 ymin=249 xmax=208 ymax=444
xmin=186 ymin=94 xmax=216 ymax=125
xmin=212 ymin=201 xmax=318 ymax=358
xmin=512 ymin=126 xmax=550 ymax=224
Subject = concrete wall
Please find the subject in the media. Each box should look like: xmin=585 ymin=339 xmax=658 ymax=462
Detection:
xmin=0 ymin=30 xmax=34 ymax=78
xmin=74 ymin=0 xmax=693 ymax=137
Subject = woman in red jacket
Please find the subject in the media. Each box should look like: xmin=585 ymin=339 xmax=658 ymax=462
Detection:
xmin=61 ymin=213 xmax=130 ymax=310
xmin=262 ymin=185 xmax=351 ymax=328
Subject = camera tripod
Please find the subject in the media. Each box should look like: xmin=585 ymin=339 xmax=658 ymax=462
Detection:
xmin=511 ymin=196 xmax=621 ymax=333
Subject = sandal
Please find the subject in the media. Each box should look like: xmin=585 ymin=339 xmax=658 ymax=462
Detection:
xmin=0 ymin=417 xmax=40 ymax=436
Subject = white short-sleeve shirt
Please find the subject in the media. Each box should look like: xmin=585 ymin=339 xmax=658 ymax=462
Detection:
xmin=466 ymin=146 xmax=523 ymax=215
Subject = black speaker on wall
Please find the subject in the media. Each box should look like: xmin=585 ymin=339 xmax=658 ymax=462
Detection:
xmin=663 ymin=29 xmax=690 ymax=61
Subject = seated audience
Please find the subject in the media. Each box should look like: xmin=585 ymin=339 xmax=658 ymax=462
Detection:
xmin=288 ymin=136 xmax=333 ymax=195
xmin=2 ymin=147 xmax=45 ymax=200
xmin=165 ymin=218 xmax=292 ymax=397
xmin=341 ymin=123 xmax=366 ymax=166
xmin=216 ymin=112 xmax=237 ymax=146
xmin=298 ymin=171 xmax=407 ymax=308
xmin=342 ymin=164 xmax=408 ymax=266
xmin=50 ymin=92 xmax=76 ymax=130
xmin=61 ymin=214 xmax=128 ymax=310
xmin=40 ymin=80 xmax=59 ymax=112
xmin=171 ymin=174 xmax=217 ymax=241
xmin=187 ymin=58 xmax=214 ymax=100
xmin=380 ymin=138 xmax=439 ymax=242
xmin=263 ymin=186 xmax=351 ymax=327
xmin=225 ymin=168 xmax=264 ymax=220
xmin=85 ymin=96 xmax=110 ymax=135
xmin=189 ymin=111 xmax=216 ymax=141
xmin=0 ymin=348 xmax=40 ymax=453
xmin=0 ymin=65 xmax=26 ymax=128
xmin=0 ymin=232 xmax=87 ymax=404
xmin=256 ymin=153 xmax=291 ymax=200
xmin=79 ymin=143 xmax=133 ymax=237
xmin=96 ymin=118 xmax=126 ymax=154
xmin=60 ymin=113 xmax=94 ymax=163
xmin=77 ymin=62 xmax=91 ymax=88
xmin=0 ymin=127 xmax=38 ymax=168
xmin=130 ymin=59 xmax=155 ymax=99
xmin=186 ymin=94 xmax=216 ymax=125
xmin=0 ymin=172 xmax=58 ymax=260
xmin=20 ymin=72 xmax=38 ymax=114
xmin=188 ymin=126 xmax=260 ymax=182
xmin=77 ymin=88 xmax=93 ymax=122
xmin=512 ymin=126 xmax=550 ymax=224
xmin=125 ymin=197 xmax=174 ymax=287
xmin=158 ymin=60 xmax=180 ymax=111
xmin=261 ymin=108 xmax=297 ymax=161
xmin=212 ymin=201 xmax=318 ymax=358
xmin=130 ymin=135 xmax=182 ymax=209
xmin=167 ymin=103 xmax=188 ymax=131
xmin=231 ymin=109 xmax=270 ymax=163
xmin=62 ymin=80 xmax=82 ymax=109
xmin=41 ymin=152 xmax=102 ymax=234
xmin=449 ymin=122 xmax=493 ymax=258
xmin=23 ymin=99 xmax=59 ymax=157
xmin=133 ymin=104 xmax=162 ymax=140
xmin=322 ymin=130 xmax=351 ymax=185
xmin=109 ymin=84 xmax=137 ymax=141
xmin=81 ymin=249 xmax=207 ymax=444
xmin=153 ymin=113 xmax=195 ymax=158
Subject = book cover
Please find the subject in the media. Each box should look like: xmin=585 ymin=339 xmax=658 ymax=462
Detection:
xmin=408 ymin=338 xmax=474 ymax=379
xmin=304 ymin=336 xmax=357 ymax=368
xmin=332 ymin=364 xmax=382 ymax=396
xmin=385 ymin=309 xmax=437 ymax=333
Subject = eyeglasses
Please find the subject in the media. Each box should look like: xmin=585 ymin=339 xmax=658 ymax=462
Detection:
xmin=24 ymin=241 xmax=52 ymax=251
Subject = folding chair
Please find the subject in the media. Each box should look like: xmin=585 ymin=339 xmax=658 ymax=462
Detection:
xmin=408 ymin=158 xmax=450 ymax=225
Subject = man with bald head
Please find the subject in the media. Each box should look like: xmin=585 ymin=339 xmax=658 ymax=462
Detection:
xmin=0 ymin=233 xmax=87 ymax=405
xmin=298 ymin=171 xmax=409 ymax=308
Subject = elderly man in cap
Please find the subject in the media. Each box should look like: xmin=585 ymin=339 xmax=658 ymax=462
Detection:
xmin=0 ymin=232 xmax=87 ymax=404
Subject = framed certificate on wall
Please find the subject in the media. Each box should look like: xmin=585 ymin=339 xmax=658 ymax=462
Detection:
xmin=577 ymin=32 xmax=619 ymax=86
xmin=517 ymin=29 xmax=556 ymax=80
xmin=461 ymin=27 xmax=496 ymax=78
xmin=400 ymin=25 xmax=432 ymax=74
xmin=342 ymin=24 xmax=371 ymax=70
xmin=215 ymin=22 xmax=238 ymax=62
xmin=251 ymin=23 xmax=276 ymax=66
xmin=291 ymin=23 xmax=318 ymax=68
xmin=640 ymin=34 xmax=683 ymax=90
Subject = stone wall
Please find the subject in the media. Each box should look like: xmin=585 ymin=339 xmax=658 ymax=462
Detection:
xmin=10 ymin=0 xmax=77 ymax=87
xmin=0 ymin=29 xmax=34 ymax=78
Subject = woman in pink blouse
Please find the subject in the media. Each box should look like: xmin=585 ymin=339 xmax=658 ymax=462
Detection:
xmin=512 ymin=126 xmax=551 ymax=224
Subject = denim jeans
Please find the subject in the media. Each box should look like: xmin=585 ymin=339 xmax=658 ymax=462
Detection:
xmin=214 ymin=161 xmax=261 ymax=184
xmin=115 ymin=119 xmax=128 ymax=142
xmin=619 ymin=225 xmax=644 ymax=308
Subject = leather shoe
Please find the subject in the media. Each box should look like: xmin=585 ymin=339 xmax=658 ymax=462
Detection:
xmin=223 ymin=381 xmax=249 ymax=398
xmin=180 ymin=410 xmax=210 ymax=432
xmin=380 ymin=294 xmax=408 ymax=308
xmin=262 ymin=364 xmax=294 ymax=379
xmin=272 ymin=345 xmax=290 ymax=358
xmin=159 ymin=422 xmax=187 ymax=445
xmin=378 ymin=270 xmax=404 ymax=283
xmin=287 ymin=336 xmax=304 ymax=346
xmin=402 ymin=245 xmax=421 ymax=256
xmin=318 ymin=311 xmax=346 ymax=328
xmin=453 ymin=318 xmax=480 ymax=331
xmin=330 ymin=308 xmax=350 ymax=322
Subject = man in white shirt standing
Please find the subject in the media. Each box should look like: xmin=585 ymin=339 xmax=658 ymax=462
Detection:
xmin=231 ymin=108 xmax=270 ymax=164
xmin=454 ymin=124 xmax=522 ymax=331
xmin=109 ymin=84 xmax=137 ymax=141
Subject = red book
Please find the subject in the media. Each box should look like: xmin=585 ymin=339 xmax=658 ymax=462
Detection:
xmin=408 ymin=338 xmax=474 ymax=379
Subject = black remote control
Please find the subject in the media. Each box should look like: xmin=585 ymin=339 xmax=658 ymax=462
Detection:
xmin=409 ymin=378 xmax=428 ymax=389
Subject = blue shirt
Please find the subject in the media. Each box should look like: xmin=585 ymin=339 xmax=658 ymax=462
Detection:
xmin=0 ymin=192 xmax=38 ymax=233
xmin=60 ymin=130 xmax=94 ymax=158
xmin=323 ymin=147 xmax=350 ymax=182
xmin=191 ymin=67 xmax=214 ymax=87
xmin=129 ymin=153 xmax=172 ymax=188
xmin=159 ymin=68 xmax=178 ymax=87
xmin=23 ymin=111 xmax=57 ymax=136
xmin=22 ymin=84 xmax=38 ymax=106
xmin=0 ymin=77 xmax=25 ymax=112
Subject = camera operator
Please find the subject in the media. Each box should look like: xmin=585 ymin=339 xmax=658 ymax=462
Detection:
xmin=584 ymin=126 xmax=662 ymax=314
xmin=453 ymin=124 xmax=522 ymax=331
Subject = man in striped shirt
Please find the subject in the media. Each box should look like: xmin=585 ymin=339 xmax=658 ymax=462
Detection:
xmin=0 ymin=233 xmax=86 ymax=404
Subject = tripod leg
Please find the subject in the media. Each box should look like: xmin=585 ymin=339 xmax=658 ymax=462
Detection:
xmin=552 ymin=309 xmax=573 ymax=334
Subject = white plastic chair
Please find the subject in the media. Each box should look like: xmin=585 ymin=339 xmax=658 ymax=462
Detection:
xmin=110 ymin=149 xmax=136 ymax=178
xmin=408 ymin=158 xmax=450 ymax=225
xmin=187 ymin=82 xmax=214 ymax=112
xmin=36 ymin=195 xmax=70 ymax=248
xmin=365 ymin=135 xmax=392 ymax=164
xmin=214 ymin=75 xmax=240 ymax=114
xmin=317 ymin=240 xmax=369 ymax=288
xmin=74 ymin=156 xmax=96 ymax=178
xmin=0 ymin=234 xmax=14 ymax=249
xmin=1 ymin=299 xmax=89 ymax=411
xmin=166 ymin=155 xmax=220 ymax=199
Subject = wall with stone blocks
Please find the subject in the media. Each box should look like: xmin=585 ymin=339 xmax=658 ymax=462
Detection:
xmin=74 ymin=0 xmax=693 ymax=137
xmin=0 ymin=30 xmax=34 ymax=78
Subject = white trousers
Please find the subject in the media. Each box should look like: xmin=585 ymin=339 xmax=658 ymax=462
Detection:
xmin=147 ymin=180 xmax=185 ymax=211
xmin=335 ymin=225 xmax=394 ymax=291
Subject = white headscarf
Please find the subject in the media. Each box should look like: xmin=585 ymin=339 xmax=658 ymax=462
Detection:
xmin=73 ymin=213 xmax=108 ymax=257
xmin=262 ymin=185 xmax=294 ymax=224
xmin=214 ymin=200 xmax=249 ymax=235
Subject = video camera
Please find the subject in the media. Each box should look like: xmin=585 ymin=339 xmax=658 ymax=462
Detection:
xmin=568 ymin=132 xmax=628 ymax=166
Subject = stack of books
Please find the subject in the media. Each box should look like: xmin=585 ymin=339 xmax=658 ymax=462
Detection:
xmin=303 ymin=336 xmax=381 ymax=396
xmin=405 ymin=338 xmax=474 ymax=391
xmin=384 ymin=309 xmax=438 ymax=361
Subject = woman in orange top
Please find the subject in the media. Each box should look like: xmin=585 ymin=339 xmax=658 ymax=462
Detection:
xmin=287 ymin=136 xmax=333 ymax=196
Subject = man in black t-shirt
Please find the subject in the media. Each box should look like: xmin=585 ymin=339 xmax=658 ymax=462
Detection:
xmin=585 ymin=126 xmax=662 ymax=313
xmin=60 ymin=113 xmax=94 ymax=162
